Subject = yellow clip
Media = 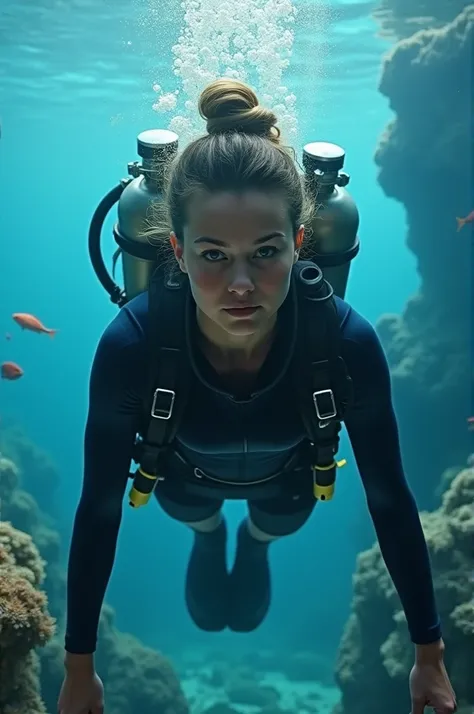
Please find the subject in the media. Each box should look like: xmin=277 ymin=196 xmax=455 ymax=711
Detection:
xmin=313 ymin=458 xmax=346 ymax=472
xmin=138 ymin=468 xmax=158 ymax=481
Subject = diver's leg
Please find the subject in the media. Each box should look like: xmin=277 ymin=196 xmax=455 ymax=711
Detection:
xmin=183 ymin=509 xmax=230 ymax=631
xmin=228 ymin=488 xmax=316 ymax=632
xmin=154 ymin=485 xmax=228 ymax=631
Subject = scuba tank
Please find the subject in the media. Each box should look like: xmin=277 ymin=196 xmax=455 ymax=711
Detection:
xmin=302 ymin=141 xmax=359 ymax=300
xmin=88 ymin=129 xmax=178 ymax=307
xmin=89 ymin=135 xmax=359 ymax=305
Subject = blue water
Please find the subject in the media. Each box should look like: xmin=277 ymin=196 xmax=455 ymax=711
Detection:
xmin=0 ymin=0 xmax=419 ymax=674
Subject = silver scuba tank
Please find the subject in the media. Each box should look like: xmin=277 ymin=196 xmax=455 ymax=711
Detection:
xmin=302 ymin=142 xmax=360 ymax=299
xmin=114 ymin=129 xmax=178 ymax=301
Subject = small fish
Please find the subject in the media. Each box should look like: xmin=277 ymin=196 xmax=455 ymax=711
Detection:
xmin=5 ymin=333 xmax=11 ymax=341
xmin=456 ymin=210 xmax=474 ymax=232
xmin=467 ymin=417 xmax=474 ymax=431
xmin=12 ymin=312 xmax=58 ymax=337
xmin=1 ymin=361 xmax=24 ymax=380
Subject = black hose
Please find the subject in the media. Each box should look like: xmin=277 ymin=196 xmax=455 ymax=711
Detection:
xmin=88 ymin=183 xmax=127 ymax=305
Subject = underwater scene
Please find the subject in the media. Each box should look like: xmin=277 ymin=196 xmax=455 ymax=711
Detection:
xmin=0 ymin=0 xmax=473 ymax=713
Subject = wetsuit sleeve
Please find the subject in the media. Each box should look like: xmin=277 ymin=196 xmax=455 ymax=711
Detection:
xmin=342 ymin=311 xmax=442 ymax=645
xmin=65 ymin=319 xmax=143 ymax=654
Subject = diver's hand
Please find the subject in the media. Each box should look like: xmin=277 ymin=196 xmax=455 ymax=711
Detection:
xmin=57 ymin=669 xmax=104 ymax=714
xmin=409 ymin=640 xmax=457 ymax=714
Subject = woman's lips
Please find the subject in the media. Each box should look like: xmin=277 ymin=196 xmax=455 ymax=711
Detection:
xmin=223 ymin=306 xmax=261 ymax=318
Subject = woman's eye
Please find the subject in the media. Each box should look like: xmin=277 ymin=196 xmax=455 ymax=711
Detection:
xmin=200 ymin=246 xmax=280 ymax=262
xmin=202 ymin=249 xmax=225 ymax=262
xmin=255 ymin=246 xmax=279 ymax=259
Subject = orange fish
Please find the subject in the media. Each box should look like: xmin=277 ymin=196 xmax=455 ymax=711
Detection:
xmin=12 ymin=313 xmax=58 ymax=337
xmin=1 ymin=361 xmax=24 ymax=380
xmin=456 ymin=209 xmax=474 ymax=232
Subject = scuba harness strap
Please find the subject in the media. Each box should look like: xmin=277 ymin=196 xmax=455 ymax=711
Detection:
xmin=128 ymin=260 xmax=353 ymax=508
xmin=291 ymin=261 xmax=353 ymax=500
xmin=129 ymin=265 xmax=190 ymax=507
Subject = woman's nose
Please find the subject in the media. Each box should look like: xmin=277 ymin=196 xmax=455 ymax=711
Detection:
xmin=227 ymin=265 xmax=255 ymax=295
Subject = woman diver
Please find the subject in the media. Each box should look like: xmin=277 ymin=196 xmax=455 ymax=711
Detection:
xmin=58 ymin=78 xmax=456 ymax=714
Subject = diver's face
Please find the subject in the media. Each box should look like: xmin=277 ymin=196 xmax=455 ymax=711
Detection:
xmin=171 ymin=191 xmax=303 ymax=338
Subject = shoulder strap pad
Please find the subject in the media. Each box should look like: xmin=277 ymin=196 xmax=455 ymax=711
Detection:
xmin=292 ymin=260 xmax=353 ymax=460
xmin=139 ymin=264 xmax=191 ymax=472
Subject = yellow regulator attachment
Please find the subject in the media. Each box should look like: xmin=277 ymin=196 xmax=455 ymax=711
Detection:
xmin=312 ymin=458 xmax=347 ymax=501
xmin=128 ymin=467 xmax=160 ymax=508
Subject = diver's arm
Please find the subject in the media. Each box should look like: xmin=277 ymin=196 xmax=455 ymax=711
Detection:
xmin=342 ymin=314 xmax=441 ymax=646
xmin=65 ymin=322 xmax=143 ymax=657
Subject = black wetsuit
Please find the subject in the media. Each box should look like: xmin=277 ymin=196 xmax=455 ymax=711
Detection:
xmin=65 ymin=287 xmax=441 ymax=653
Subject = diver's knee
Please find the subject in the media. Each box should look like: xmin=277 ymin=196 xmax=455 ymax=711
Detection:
xmin=183 ymin=509 xmax=222 ymax=533
xmin=247 ymin=516 xmax=281 ymax=543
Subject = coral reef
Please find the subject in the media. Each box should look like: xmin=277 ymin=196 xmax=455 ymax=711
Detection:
xmin=372 ymin=0 xmax=468 ymax=40
xmin=372 ymin=4 xmax=474 ymax=506
xmin=333 ymin=465 xmax=474 ymax=714
xmin=0 ymin=449 xmax=65 ymax=621
xmin=0 ymin=521 xmax=55 ymax=714
xmin=38 ymin=604 xmax=190 ymax=714
xmin=0 ymin=442 xmax=189 ymax=714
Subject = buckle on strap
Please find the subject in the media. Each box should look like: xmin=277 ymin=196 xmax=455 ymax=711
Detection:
xmin=312 ymin=389 xmax=337 ymax=422
xmin=151 ymin=388 xmax=176 ymax=420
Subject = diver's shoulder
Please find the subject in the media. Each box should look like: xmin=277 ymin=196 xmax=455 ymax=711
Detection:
xmin=99 ymin=291 xmax=148 ymax=351
xmin=333 ymin=295 xmax=379 ymax=346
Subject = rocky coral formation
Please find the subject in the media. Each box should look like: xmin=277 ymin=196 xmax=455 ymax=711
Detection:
xmin=0 ymin=449 xmax=65 ymax=621
xmin=372 ymin=0 xmax=468 ymax=40
xmin=333 ymin=464 xmax=474 ymax=714
xmin=38 ymin=604 xmax=190 ymax=714
xmin=0 ymin=424 xmax=60 ymax=516
xmin=96 ymin=604 xmax=189 ymax=714
xmin=371 ymin=4 xmax=474 ymax=506
xmin=0 ymin=521 xmax=55 ymax=714
xmin=0 ymin=440 xmax=190 ymax=714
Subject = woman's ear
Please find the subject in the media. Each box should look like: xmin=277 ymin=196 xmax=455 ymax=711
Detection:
xmin=293 ymin=224 xmax=304 ymax=263
xmin=170 ymin=232 xmax=187 ymax=273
